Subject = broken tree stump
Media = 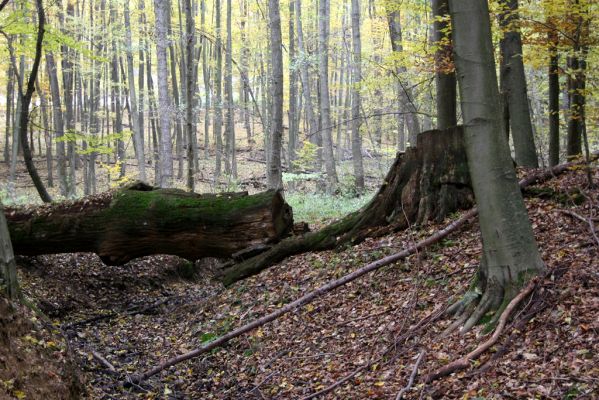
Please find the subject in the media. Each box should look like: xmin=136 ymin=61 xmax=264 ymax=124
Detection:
xmin=5 ymin=183 xmax=293 ymax=265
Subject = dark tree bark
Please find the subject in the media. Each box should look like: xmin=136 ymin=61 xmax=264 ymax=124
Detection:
xmin=6 ymin=185 xmax=293 ymax=266
xmin=498 ymin=0 xmax=538 ymax=167
xmin=548 ymin=23 xmax=560 ymax=166
xmin=432 ymin=0 xmax=457 ymax=129
xmin=220 ymin=127 xmax=473 ymax=285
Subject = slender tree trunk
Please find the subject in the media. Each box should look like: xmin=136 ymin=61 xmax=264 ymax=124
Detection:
xmin=449 ymin=0 xmax=544 ymax=332
xmin=432 ymin=0 xmax=456 ymax=129
xmin=241 ymin=0 xmax=253 ymax=146
xmin=548 ymin=24 xmax=560 ymax=166
xmin=386 ymin=7 xmax=420 ymax=146
xmin=267 ymin=0 xmax=284 ymax=190
xmin=46 ymin=53 xmax=68 ymax=196
xmin=350 ymin=0 xmax=364 ymax=192
xmin=61 ymin=0 xmax=76 ymax=196
xmin=184 ymin=0 xmax=196 ymax=190
xmin=224 ymin=0 xmax=236 ymax=178
xmin=213 ymin=0 xmax=224 ymax=183
xmin=498 ymin=0 xmax=538 ymax=167
xmin=288 ymin=0 xmax=298 ymax=169
xmin=110 ymin=1 xmax=125 ymax=178
xmin=318 ymin=0 xmax=338 ymax=192
xmin=124 ymin=0 xmax=146 ymax=181
xmin=35 ymin=79 xmax=53 ymax=188
xmin=154 ymin=0 xmax=174 ymax=187
xmin=4 ymin=64 xmax=14 ymax=164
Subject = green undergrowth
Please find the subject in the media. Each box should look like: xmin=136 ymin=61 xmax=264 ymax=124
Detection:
xmin=285 ymin=191 xmax=374 ymax=225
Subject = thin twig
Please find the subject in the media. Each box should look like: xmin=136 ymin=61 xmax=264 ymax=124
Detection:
xmin=396 ymin=350 xmax=426 ymax=400
xmin=91 ymin=350 xmax=117 ymax=374
xmin=557 ymin=209 xmax=599 ymax=247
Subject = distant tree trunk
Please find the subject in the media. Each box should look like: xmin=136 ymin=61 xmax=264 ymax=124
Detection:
xmin=154 ymin=0 xmax=174 ymax=187
xmin=295 ymin=0 xmax=321 ymax=168
xmin=46 ymin=53 xmax=69 ymax=197
xmin=548 ymin=23 xmax=560 ymax=166
xmin=0 ymin=204 xmax=20 ymax=301
xmin=318 ymin=0 xmax=338 ymax=192
xmin=498 ymin=0 xmax=538 ymax=167
xmin=214 ymin=0 xmax=224 ymax=182
xmin=35 ymin=79 xmax=53 ymax=188
xmin=386 ymin=7 xmax=421 ymax=146
xmin=241 ymin=0 xmax=253 ymax=146
xmin=224 ymin=0 xmax=237 ymax=178
xmin=184 ymin=0 xmax=196 ymax=190
xmin=267 ymin=0 xmax=284 ymax=190
xmin=124 ymin=0 xmax=147 ymax=181
xmin=61 ymin=0 xmax=76 ymax=196
xmin=110 ymin=1 xmax=125 ymax=178
xmin=449 ymin=0 xmax=544 ymax=331
xmin=288 ymin=0 xmax=298 ymax=168
xmin=4 ymin=64 xmax=14 ymax=165
xmin=350 ymin=0 xmax=364 ymax=192
xmin=201 ymin=0 xmax=211 ymax=159
xmin=432 ymin=0 xmax=457 ymax=129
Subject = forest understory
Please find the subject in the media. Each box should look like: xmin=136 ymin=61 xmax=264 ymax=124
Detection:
xmin=2 ymin=165 xmax=596 ymax=399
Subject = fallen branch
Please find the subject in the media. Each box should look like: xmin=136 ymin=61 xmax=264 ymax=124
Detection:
xmin=423 ymin=278 xmax=538 ymax=383
xmin=125 ymin=162 xmax=575 ymax=386
xmin=396 ymin=350 xmax=426 ymax=400
xmin=91 ymin=350 xmax=117 ymax=374
xmin=557 ymin=209 xmax=599 ymax=247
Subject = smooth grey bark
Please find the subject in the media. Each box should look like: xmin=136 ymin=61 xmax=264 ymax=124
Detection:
xmin=267 ymin=0 xmax=283 ymax=190
xmin=498 ymin=0 xmax=538 ymax=167
xmin=350 ymin=0 xmax=364 ymax=192
xmin=287 ymin=0 xmax=298 ymax=168
xmin=213 ymin=0 xmax=223 ymax=182
xmin=35 ymin=79 xmax=53 ymax=187
xmin=240 ymin=0 xmax=253 ymax=146
xmin=0 ymin=204 xmax=20 ymax=301
xmin=386 ymin=6 xmax=421 ymax=146
xmin=60 ymin=0 xmax=76 ymax=196
xmin=124 ymin=0 xmax=147 ymax=181
xmin=318 ymin=0 xmax=338 ymax=192
xmin=184 ymin=0 xmax=196 ymax=190
xmin=109 ymin=1 xmax=125 ymax=178
xmin=46 ymin=52 xmax=69 ymax=196
xmin=154 ymin=0 xmax=174 ymax=187
xmin=449 ymin=0 xmax=545 ymax=332
xmin=4 ymin=64 xmax=13 ymax=164
xmin=224 ymin=0 xmax=237 ymax=178
xmin=432 ymin=0 xmax=456 ymax=129
xmin=548 ymin=25 xmax=560 ymax=166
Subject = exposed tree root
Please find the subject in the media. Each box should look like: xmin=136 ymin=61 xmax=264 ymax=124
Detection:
xmin=423 ymin=278 xmax=538 ymax=383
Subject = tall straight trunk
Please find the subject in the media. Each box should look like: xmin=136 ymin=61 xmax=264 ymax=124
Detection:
xmin=295 ymin=0 xmax=321 ymax=168
xmin=449 ymin=0 xmax=544 ymax=331
xmin=432 ymin=0 xmax=456 ymax=129
xmin=110 ymin=2 xmax=125 ymax=177
xmin=201 ymin=0 xmax=211 ymax=159
xmin=61 ymin=0 xmax=76 ymax=196
xmin=46 ymin=53 xmax=69 ymax=196
xmin=154 ymin=0 xmax=174 ymax=187
xmin=9 ymin=55 xmax=24 ymax=184
xmin=287 ymin=0 xmax=298 ymax=168
xmin=548 ymin=25 xmax=560 ymax=166
xmin=318 ymin=0 xmax=338 ymax=192
xmin=213 ymin=0 xmax=223 ymax=182
xmin=224 ymin=0 xmax=236 ymax=178
xmin=184 ymin=0 xmax=196 ymax=190
xmin=35 ymin=79 xmax=53 ymax=187
xmin=241 ymin=0 xmax=253 ymax=146
xmin=350 ymin=0 xmax=364 ymax=192
xmin=4 ymin=63 xmax=14 ymax=164
xmin=386 ymin=7 xmax=420 ymax=146
xmin=498 ymin=0 xmax=538 ymax=167
xmin=138 ymin=0 xmax=147 ymax=167
xmin=124 ymin=0 xmax=146 ymax=181
xmin=267 ymin=0 xmax=283 ymax=190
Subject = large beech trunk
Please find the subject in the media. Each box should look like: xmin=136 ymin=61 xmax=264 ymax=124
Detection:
xmin=219 ymin=127 xmax=473 ymax=285
xmin=5 ymin=183 xmax=292 ymax=266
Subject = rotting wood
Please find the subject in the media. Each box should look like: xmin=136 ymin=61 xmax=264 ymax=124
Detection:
xmin=6 ymin=183 xmax=292 ymax=265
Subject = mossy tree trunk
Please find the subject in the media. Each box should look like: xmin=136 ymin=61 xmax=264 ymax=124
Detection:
xmin=220 ymin=127 xmax=474 ymax=285
xmin=5 ymin=184 xmax=293 ymax=266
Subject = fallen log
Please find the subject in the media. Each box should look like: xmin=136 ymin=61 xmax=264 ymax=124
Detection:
xmin=5 ymin=183 xmax=292 ymax=265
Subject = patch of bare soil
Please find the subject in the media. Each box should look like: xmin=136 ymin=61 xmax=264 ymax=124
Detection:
xmin=13 ymin=166 xmax=599 ymax=399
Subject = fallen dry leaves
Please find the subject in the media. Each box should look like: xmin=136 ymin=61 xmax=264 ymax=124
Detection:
xmin=13 ymin=165 xmax=599 ymax=399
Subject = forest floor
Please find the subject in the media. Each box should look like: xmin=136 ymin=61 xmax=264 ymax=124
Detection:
xmin=3 ymin=164 xmax=599 ymax=399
